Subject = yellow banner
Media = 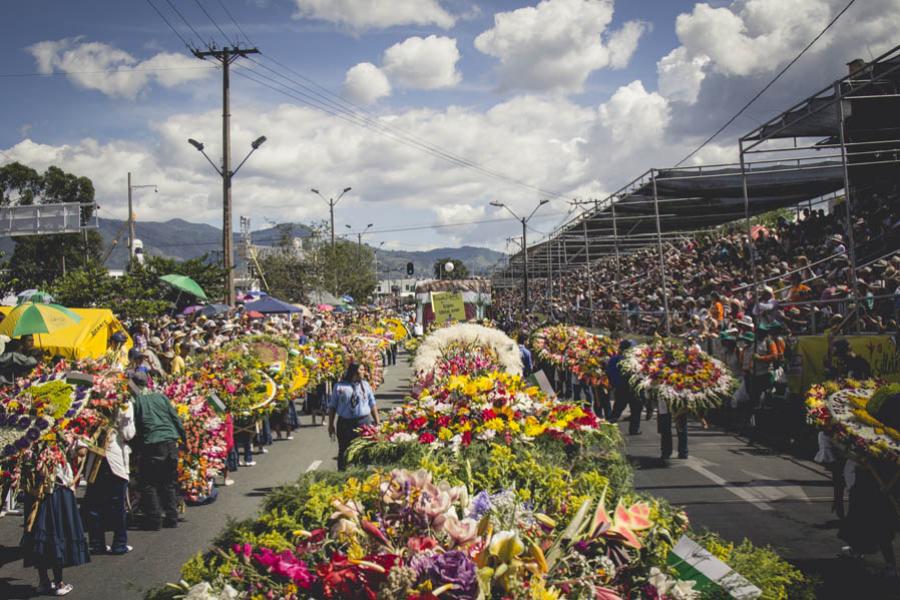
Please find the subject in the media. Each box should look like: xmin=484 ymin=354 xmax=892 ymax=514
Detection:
xmin=788 ymin=335 xmax=900 ymax=393
xmin=431 ymin=291 xmax=466 ymax=323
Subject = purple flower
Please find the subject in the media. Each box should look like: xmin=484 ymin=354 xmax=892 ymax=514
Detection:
xmin=64 ymin=410 xmax=76 ymax=418
xmin=15 ymin=437 xmax=30 ymax=449
xmin=35 ymin=417 xmax=50 ymax=430
xmin=422 ymin=551 xmax=478 ymax=600
xmin=17 ymin=416 xmax=31 ymax=430
xmin=467 ymin=490 xmax=491 ymax=520
xmin=26 ymin=428 xmax=41 ymax=441
xmin=3 ymin=444 xmax=16 ymax=456
xmin=0 ymin=413 xmax=8 ymax=426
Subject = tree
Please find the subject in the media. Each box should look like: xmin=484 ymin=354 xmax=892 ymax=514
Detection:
xmin=320 ymin=240 xmax=377 ymax=302
xmin=0 ymin=162 xmax=103 ymax=290
xmin=256 ymin=249 xmax=313 ymax=302
xmin=433 ymin=258 xmax=469 ymax=280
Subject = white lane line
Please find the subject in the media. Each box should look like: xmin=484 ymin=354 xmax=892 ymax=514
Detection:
xmin=685 ymin=457 xmax=775 ymax=512
xmin=306 ymin=460 xmax=322 ymax=473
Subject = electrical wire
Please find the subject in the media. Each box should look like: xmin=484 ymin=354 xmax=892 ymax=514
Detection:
xmin=193 ymin=0 xmax=235 ymax=45
xmin=163 ymin=0 xmax=206 ymax=47
xmin=0 ymin=65 xmax=216 ymax=78
xmin=167 ymin=2 xmax=571 ymax=201
xmin=145 ymin=0 xmax=193 ymax=50
xmin=675 ymin=0 xmax=858 ymax=167
xmin=214 ymin=0 xmax=252 ymax=45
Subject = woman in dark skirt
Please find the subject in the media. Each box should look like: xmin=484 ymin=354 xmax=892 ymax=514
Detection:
xmin=839 ymin=461 xmax=898 ymax=576
xmin=20 ymin=452 xmax=90 ymax=596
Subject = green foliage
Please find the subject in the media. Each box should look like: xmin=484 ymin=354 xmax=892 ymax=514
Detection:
xmin=256 ymin=248 xmax=313 ymax=302
xmin=693 ymin=531 xmax=817 ymax=600
xmin=433 ymin=257 xmax=469 ymax=279
xmin=49 ymin=254 xmax=226 ymax=319
xmin=0 ymin=163 xmax=102 ymax=291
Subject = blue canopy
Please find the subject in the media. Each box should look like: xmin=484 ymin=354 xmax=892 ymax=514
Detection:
xmin=243 ymin=296 xmax=302 ymax=314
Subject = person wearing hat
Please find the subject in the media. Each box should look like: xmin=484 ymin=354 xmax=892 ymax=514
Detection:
xmin=606 ymin=340 xmax=642 ymax=436
xmin=131 ymin=371 xmax=185 ymax=530
xmin=106 ymin=331 xmax=129 ymax=369
xmin=826 ymin=339 xmax=872 ymax=379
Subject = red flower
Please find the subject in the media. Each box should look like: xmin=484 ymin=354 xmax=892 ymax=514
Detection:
xmin=409 ymin=417 xmax=427 ymax=431
xmin=461 ymin=430 xmax=472 ymax=447
xmin=418 ymin=432 xmax=436 ymax=444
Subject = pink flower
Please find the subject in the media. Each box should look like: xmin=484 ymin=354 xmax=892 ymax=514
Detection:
xmin=253 ymin=547 xmax=314 ymax=588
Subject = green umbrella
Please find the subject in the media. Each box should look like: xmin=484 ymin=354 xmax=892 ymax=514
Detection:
xmin=160 ymin=274 xmax=208 ymax=300
xmin=0 ymin=301 xmax=82 ymax=338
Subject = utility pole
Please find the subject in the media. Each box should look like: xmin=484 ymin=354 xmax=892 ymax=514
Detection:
xmin=127 ymin=172 xmax=134 ymax=258
xmin=193 ymin=45 xmax=260 ymax=305
xmin=490 ymin=199 xmax=549 ymax=312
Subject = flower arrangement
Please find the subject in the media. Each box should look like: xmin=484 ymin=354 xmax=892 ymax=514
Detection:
xmin=165 ymin=378 xmax=228 ymax=503
xmin=165 ymin=467 xmax=695 ymax=600
xmin=195 ymin=352 xmax=276 ymax=419
xmin=362 ymin=372 xmax=603 ymax=452
xmin=620 ymin=341 xmax=735 ymax=414
xmin=412 ymin=324 xmax=522 ymax=377
xmin=531 ymin=325 xmax=618 ymax=388
xmin=805 ymin=379 xmax=900 ymax=465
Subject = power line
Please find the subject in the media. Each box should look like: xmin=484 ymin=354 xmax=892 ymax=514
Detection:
xmin=193 ymin=0 xmax=234 ymax=45
xmin=145 ymin=0 xmax=192 ymax=50
xmin=163 ymin=0 xmax=206 ymax=48
xmin=675 ymin=0 xmax=858 ymax=167
xmin=214 ymin=0 xmax=252 ymax=45
xmin=0 ymin=65 xmax=216 ymax=78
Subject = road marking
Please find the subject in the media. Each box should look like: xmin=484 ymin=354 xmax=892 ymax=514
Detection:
xmin=306 ymin=460 xmax=322 ymax=472
xmin=685 ymin=457 xmax=775 ymax=511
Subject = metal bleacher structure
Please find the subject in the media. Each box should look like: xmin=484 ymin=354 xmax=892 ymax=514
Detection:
xmin=492 ymin=44 xmax=900 ymax=332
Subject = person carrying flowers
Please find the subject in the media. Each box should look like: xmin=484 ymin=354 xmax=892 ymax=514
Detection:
xmin=327 ymin=363 xmax=379 ymax=471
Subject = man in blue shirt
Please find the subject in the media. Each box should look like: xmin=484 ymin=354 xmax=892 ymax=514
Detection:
xmin=327 ymin=363 xmax=380 ymax=470
xmin=518 ymin=333 xmax=533 ymax=376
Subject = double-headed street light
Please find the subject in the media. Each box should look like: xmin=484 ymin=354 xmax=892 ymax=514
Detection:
xmin=310 ymin=186 xmax=352 ymax=249
xmin=188 ymin=135 xmax=267 ymax=305
xmin=346 ymin=223 xmax=374 ymax=255
xmin=489 ymin=199 xmax=550 ymax=311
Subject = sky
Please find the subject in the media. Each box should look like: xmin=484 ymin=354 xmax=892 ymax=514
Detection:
xmin=2 ymin=0 xmax=898 ymax=253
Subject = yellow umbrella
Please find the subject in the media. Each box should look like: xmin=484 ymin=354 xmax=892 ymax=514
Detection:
xmin=0 ymin=301 xmax=81 ymax=338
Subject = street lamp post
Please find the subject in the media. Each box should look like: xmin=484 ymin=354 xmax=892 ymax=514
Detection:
xmin=310 ymin=187 xmax=352 ymax=250
xmin=489 ymin=199 xmax=549 ymax=312
xmin=188 ymin=135 xmax=266 ymax=304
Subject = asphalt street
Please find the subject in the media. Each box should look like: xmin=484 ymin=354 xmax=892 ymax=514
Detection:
xmin=0 ymin=357 xmax=412 ymax=600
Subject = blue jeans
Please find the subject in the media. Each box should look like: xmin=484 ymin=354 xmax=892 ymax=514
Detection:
xmin=235 ymin=431 xmax=253 ymax=462
xmin=573 ymin=380 xmax=593 ymax=404
xmin=287 ymin=400 xmax=299 ymax=429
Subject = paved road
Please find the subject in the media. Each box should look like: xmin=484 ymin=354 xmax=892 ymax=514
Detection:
xmin=0 ymin=357 xmax=412 ymax=600
xmin=618 ymin=413 xmax=897 ymax=599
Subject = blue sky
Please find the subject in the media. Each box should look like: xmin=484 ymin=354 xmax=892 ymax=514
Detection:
xmin=2 ymin=0 xmax=896 ymax=251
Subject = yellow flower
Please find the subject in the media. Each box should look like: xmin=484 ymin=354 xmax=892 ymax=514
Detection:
xmin=438 ymin=427 xmax=453 ymax=441
xmin=484 ymin=418 xmax=505 ymax=432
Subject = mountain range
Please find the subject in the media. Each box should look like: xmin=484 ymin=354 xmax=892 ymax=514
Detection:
xmin=0 ymin=218 xmax=505 ymax=278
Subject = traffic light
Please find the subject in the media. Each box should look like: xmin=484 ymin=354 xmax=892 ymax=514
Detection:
xmin=406 ymin=262 xmax=414 ymax=276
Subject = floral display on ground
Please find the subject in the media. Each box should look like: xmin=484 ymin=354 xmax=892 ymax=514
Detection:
xmin=805 ymin=379 xmax=900 ymax=465
xmin=153 ymin=323 xmax=813 ymax=600
xmin=530 ymin=325 xmax=617 ymax=388
xmin=620 ymin=341 xmax=736 ymax=414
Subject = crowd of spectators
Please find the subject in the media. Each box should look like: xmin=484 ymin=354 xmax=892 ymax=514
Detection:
xmin=496 ymin=196 xmax=899 ymax=339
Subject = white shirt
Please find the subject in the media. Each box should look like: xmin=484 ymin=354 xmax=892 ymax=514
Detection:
xmin=106 ymin=403 xmax=136 ymax=481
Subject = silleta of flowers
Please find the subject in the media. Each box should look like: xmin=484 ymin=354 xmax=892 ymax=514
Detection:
xmin=361 ymin=371 xmax=603 ymax=450
xmin=531 ymin=325 xmax=618 ymax=388
xmin=620 ymin=341 xmax=735 ymax=414
xmin=805 ymin=379 xmax=900 ymax=465
xmin=412 ymin=324 xmax=522 ymax=377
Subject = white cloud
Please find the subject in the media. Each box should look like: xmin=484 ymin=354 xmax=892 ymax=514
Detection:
xmin=657 ymin=46 xmax=710 ymax=104
xmin=342 ymin=62 xmax=391 ymax=104
xmin=292 ymin=0 xmax=455 ymax=30
xmin=598 ymin=80 xmax=670 ymax=147
xmin=382 ymin=36 xmax=461 ymax=90
xmin=26 ymin=38 xmax=211 ymax=99
xmin=474 ymin=0 xmax=646 ymax=93
xmin=659 ymin=0 xmax=900 ymax=107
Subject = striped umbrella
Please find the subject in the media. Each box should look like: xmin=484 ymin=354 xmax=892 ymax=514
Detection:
xmin=0 ymin=301 xmax=82 ymax=338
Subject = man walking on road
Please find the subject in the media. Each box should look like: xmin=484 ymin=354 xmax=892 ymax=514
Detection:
xmin=131 ymin=371 xmax=185 ymax=530
xmin=607 ymin=340 xmax=642 ymax=435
